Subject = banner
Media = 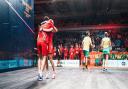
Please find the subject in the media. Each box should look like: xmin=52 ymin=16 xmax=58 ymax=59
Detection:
xmin=0 ymin=60 xmax=9 ymax=69
xmin=8 ymin=59 xmax=18 ymax=68
xmin=48 ymin=60 xmax=80 ymax=68
xmin=28 ymin=59 xmax=33 ymax=66
xmin=106 ymin=60 xmax=128 ymax=67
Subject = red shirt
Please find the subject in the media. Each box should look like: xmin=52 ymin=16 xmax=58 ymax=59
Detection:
xmin=47 ymin=32 xmax=54 ymax=43
xmin=64 ymin=48 xmax=68 ymax=56
xmin=79 ymin=48 xmax=83 ymax=55
xmin=41 ymin=19 xmax=54 ymax=32
xmin=69 ymin=48 xmax=74 ymax=56
xmin=75 ymin=47 xmax=79 ymax=55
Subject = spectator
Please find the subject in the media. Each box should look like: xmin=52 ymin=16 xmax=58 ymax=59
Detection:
xmin=69 ymin=45 xmax=75 ymax=60
xmin=64 ymin=46 xmax=68 ymax=60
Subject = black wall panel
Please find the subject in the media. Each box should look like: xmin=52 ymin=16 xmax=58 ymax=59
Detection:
xmin=0 ymin=0 xmax=35 ymax=70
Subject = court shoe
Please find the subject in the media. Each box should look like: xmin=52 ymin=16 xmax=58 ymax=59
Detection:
xmin=103 ymin=68 xmax=106 ymax=71
xmin=52 ymin=73 xmax=56 ymax=79
xmin=38 ymin=74 xmax=43 ymax=81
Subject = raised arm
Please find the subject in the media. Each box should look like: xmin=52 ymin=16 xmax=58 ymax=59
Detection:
xmin=52 ymin=26 xmax=58 ymax=32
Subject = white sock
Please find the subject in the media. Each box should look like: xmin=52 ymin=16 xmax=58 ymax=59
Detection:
xmin=39 ymin=71 xmax=42 ymax=77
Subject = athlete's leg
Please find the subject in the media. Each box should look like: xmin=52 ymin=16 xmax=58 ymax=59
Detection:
xmin=49 ymin=54 xmax=56 ymax=79
xmin=82 ymin=50 xmax=86 ymax=70
xmin=104 ymin=54 xmax=109 ymax=70
xmin=102 ymin=54 xmax=106 ymax=71
xmin=37 ymin=43 xmax=43 ymax=80
xmin=38 ymin=41 xmax=48 ymax=80
xmin=82 ymin=57 xmax=86 ymax=70
xmin=38 ymin=56 xmax=41 ymax=74
xmin=85 ymin=50 xmax=89 ymax=69
xmin=49 ymin=54 xmax=55 ymax=71
xmin=45 ymin=58 xmax=49 ymax=70
xmin=42 ymin=57 xmax=49 ymax=70
xmin=38 ymin=55 xmax=43 ymax=80
xmin=45 ymin=57 xmax=50 ymax=79
xmin=40 ymin=56 xmax=47 ymax=77
xmin=85 ymin=56 xmax=88 ymax=69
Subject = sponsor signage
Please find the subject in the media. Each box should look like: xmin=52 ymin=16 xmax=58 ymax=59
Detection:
xmin=48 ymin=60 xmax=80 ymax=67
xmin=106 ymin=60 xmax=128 ymax=67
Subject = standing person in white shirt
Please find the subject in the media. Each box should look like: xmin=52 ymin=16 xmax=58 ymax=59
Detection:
xmin=82 ymin=31 xmax=93 ymax=69
xmin=100 ymin=32 xmax=111 ymax=71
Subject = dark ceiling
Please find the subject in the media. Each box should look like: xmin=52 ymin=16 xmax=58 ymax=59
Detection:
xmin=35 ymin=0 xmax=128 ymax=28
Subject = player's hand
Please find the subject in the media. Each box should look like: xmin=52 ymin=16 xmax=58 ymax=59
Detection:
xmin=52 ymin=27 xmax=58 ymax=32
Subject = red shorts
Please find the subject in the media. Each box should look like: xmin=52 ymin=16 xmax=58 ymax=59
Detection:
xmin=37 ymin=42 xmax=48 ymax=56
xmin=47 ymin=32 xmax=54 ymax=53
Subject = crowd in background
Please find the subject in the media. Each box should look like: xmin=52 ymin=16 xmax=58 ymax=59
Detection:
xmin=51 ymin=30 xmax=128 ymax=60
xmin=52 ymin=43 xmax=84 ymax=60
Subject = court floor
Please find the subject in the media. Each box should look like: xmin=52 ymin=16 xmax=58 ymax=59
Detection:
xmin=0 ymin=67 xmax=128 ymax=89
